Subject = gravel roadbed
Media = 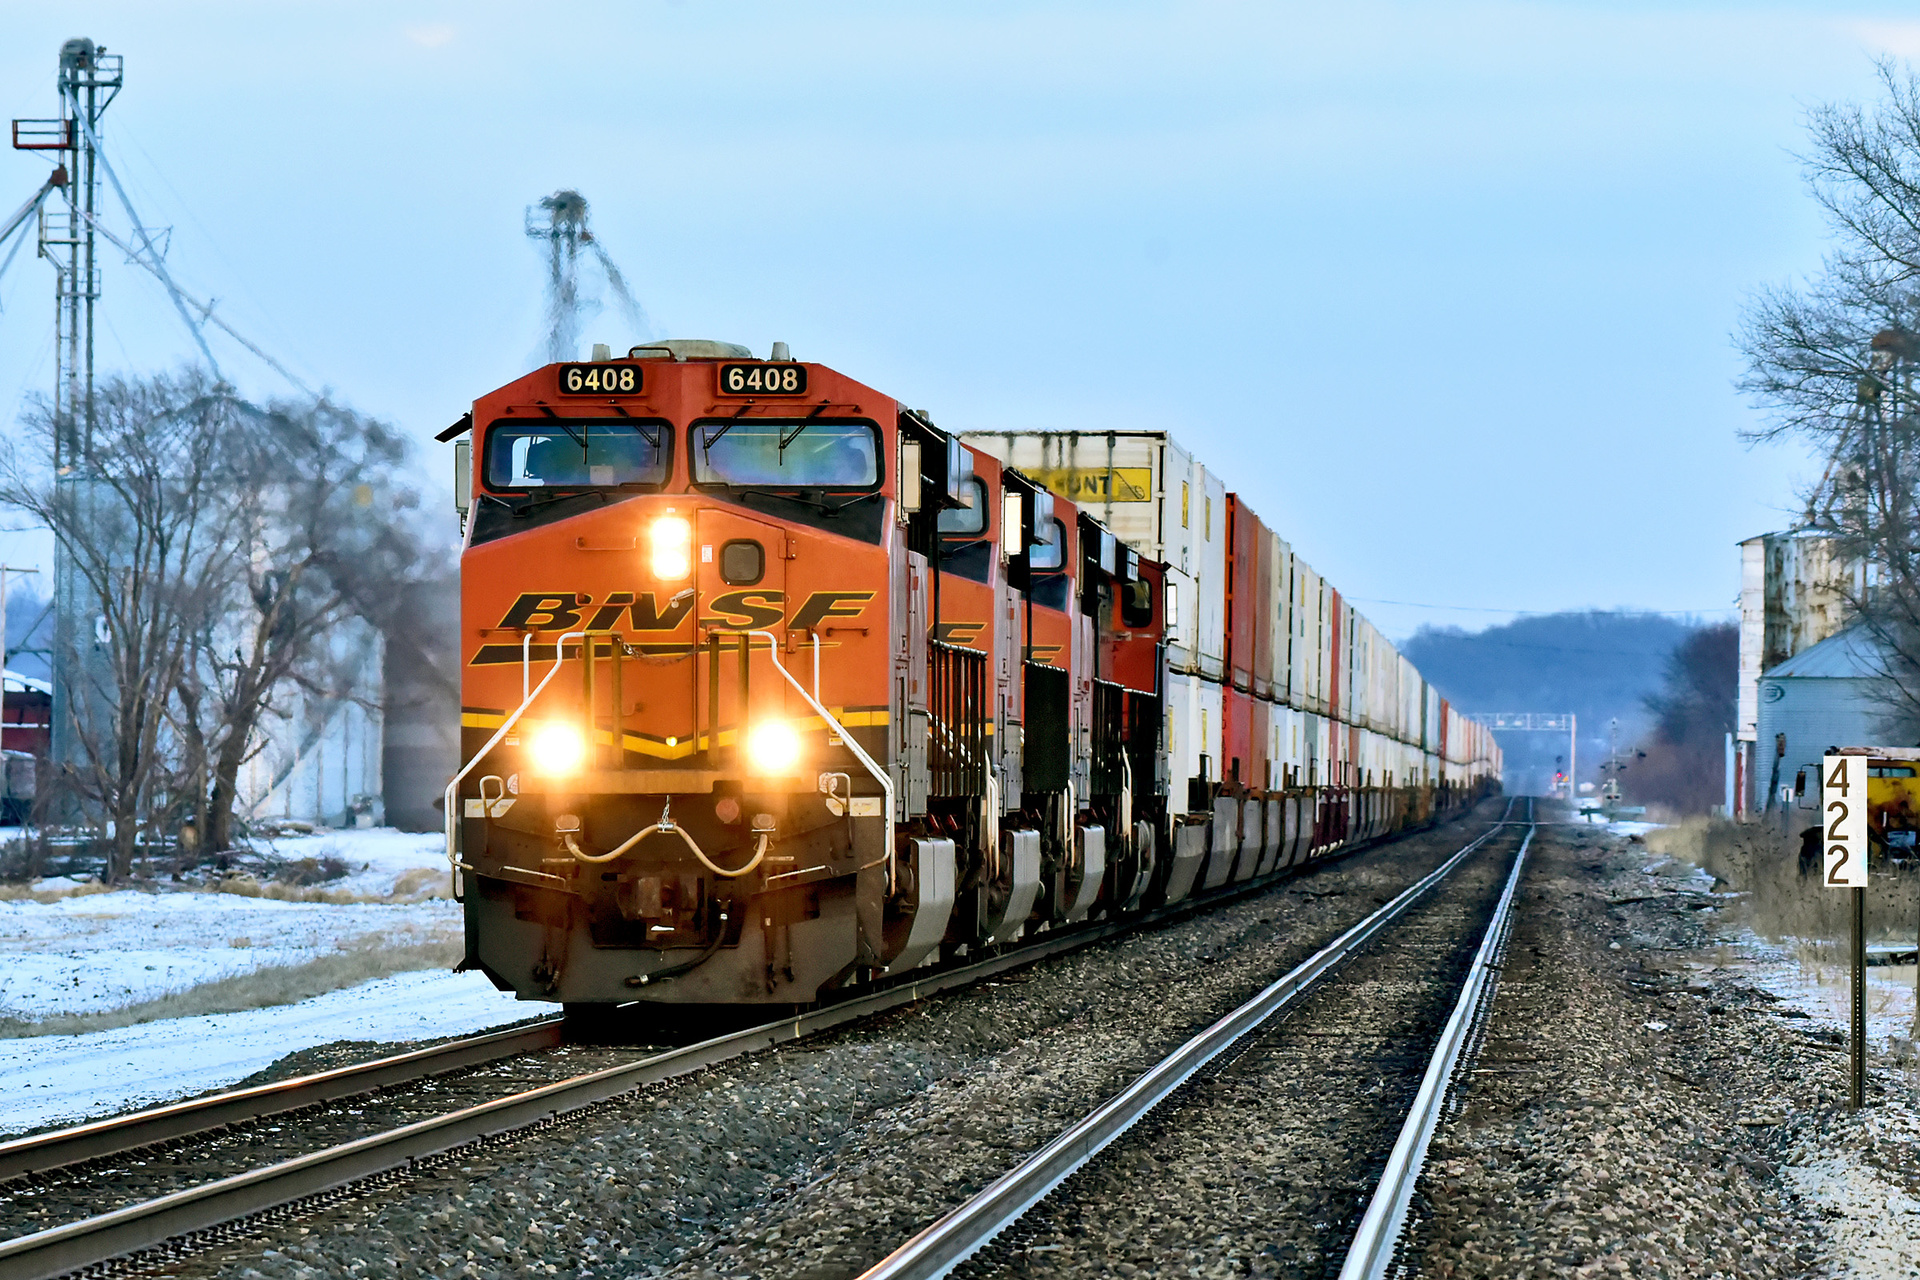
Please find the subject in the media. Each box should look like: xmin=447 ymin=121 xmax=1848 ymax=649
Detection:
xmin=1401 ymin=820 xmax=1842 ymax=1278
xmin=0 ymin=1041 xmax=666 ymax=1241
xmin=948 ymin=822 xmax=1523 ymax=1279
xmin=129 ymin=807 xmax=1504 ymax=1280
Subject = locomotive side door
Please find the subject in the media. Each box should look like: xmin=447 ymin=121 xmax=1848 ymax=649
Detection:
xmin=693 ymin=507 xmax=790 ymax=756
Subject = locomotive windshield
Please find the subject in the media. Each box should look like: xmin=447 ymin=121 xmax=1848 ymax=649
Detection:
xmin=691 ymin=419 xmax=879 ymax=489
xmin=485 ymin=419 xmax=670 ymax=489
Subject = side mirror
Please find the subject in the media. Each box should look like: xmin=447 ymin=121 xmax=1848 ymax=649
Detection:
xmin=899 ymin=440 xmax=923 ymax=513
xmin=453 ymin=438 xmax=471 ymax=518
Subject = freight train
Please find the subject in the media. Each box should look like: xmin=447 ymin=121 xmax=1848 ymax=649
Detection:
xmin=443 ymin=341 xmax=1500 ymax=1015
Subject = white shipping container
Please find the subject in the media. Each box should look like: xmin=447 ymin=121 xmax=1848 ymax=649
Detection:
xmin=960 ymin=431 xmax=1226 ymax=681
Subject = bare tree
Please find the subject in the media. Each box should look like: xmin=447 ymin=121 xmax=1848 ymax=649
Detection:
xmin=180 ymin=396 xmax=430 ymax=851
xmin=1740 ymin=60 xmax=1920 ymax=724
xmin=0 ymin=371 xmax=243 ymax=879
xmin=0 ymin=369 xmax=439 ymax=876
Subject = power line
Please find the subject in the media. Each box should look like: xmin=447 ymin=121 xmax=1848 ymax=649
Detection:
xmin=1350 ymin=597 xmax=1736 ymax=617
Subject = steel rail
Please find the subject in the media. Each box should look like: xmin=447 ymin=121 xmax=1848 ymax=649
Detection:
xmin=0 ymin=1019 xmax=566 ymax=1183
xmin=0 ymin=804 xmax=1502 ymax=1280
xmin=851 ymin=812 xmax=1517 ymax=1280
xmin=1336 ymin=802 xmax=1535 ymax=1280
xmin=0 ymin=837 xmax=1405 ymax=1280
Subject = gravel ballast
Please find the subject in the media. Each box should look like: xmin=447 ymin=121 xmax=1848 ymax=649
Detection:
xmin=130 ymin=808 xmax=1507 ymax=1280
xmin=0 ymin=1039 xmax=660 ymax=1242
xmin=1401 ymin=816 xmax=1892 ymax=1279
xmin=946 ymin=821 xmax=1524 ymax=1279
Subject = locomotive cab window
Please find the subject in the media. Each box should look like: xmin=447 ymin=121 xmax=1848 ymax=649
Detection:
xmin=937 ymin=477 xmax=987 ymax=535
xmin=1121 ymin=577 xmax=1154 ymax=628
xmin=937 ymin=476 xmax=993 ymax=583
xmin=484 ymin=419 xmax=670 ymax=489
xmin=690 ymin=419 xmax=880 ymax=489
xmin=1029 ymin=517 xmax=1071 ymax=610
xmin=1029 ymin=517 xmax=1066 ymax=570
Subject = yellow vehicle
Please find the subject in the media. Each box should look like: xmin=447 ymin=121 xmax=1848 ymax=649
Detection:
xmin=1866 ymin=752 xmax=1920 ymax=859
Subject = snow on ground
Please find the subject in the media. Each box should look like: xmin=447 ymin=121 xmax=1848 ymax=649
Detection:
xmin=0 ymin=888 xmax=463 ymax=1020
xmin=1719 ymin=932 xmax=1919 ymax=1055
xmin=0 ymin=969 xmax=532 ymax=1133
xmin=0 ymin=824 xmax=538 ymax=1134
xmin=1787 ymin=1115 xmax=1920 ymax=1280
xmin=2 ymin=827 xmax=459 ymax=1021
xmin=1623 ymin=825 xmax=1920 ymax=1277
xmin=248 ymin=826 xmax=451 ymax=898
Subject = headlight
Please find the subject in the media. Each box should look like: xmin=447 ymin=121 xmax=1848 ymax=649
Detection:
xmin=527 ymin=722 xmax=588 ymax=775
xmin=650 ymin=515 xmax=692 ymax=580
xmin=745 ymin=719 xmax=802 ymax=774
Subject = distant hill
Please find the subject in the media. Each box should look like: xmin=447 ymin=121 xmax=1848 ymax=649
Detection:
xmin=1400 ymin=611 xmax=1705 ymax=795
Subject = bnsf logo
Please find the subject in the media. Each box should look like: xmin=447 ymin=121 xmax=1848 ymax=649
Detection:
xmin=494 ymin=590 xmax=875 ymax=633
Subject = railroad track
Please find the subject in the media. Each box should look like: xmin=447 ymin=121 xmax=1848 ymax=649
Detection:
xmin=0 ymin=806 xmax=1502 ymax=1280
xmin=854 ymin=797 xmax=1535 ymax=1279
xmin=0 ymin=1018 xmax=568 ymax=1182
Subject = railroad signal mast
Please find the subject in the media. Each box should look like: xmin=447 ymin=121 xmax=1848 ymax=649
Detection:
xmin=1466 ymin=711 xmax=1577 ymax=799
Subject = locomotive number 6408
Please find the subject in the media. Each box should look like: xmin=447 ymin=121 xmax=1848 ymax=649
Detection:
xmin=720 ymin=363 xmax=808 ymax=395
xmin=558 ymin=364 xmax=640 ymax=394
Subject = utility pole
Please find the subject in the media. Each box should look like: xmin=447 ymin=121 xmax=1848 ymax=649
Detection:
xmin=14 ymin=38 xmax=121 ymax=463
xmin=12 ymin=40 xmax=122 ymax=820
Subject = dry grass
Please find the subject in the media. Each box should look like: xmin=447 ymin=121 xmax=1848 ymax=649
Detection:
xmin=0 ymin=881 xmax=116 ymax=905
xmin=0 ymin=863 xmax=450 ymax=907
xmin=1645 ymin=816 xmax=1920 ymax=948
xmin=209 ymin=870 xmax=448 ymax=905
xmin=0 ymin=931 xmax=463 ymax=1039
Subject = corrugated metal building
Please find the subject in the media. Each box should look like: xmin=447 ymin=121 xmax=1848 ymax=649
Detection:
xmin=237 ymin=618 xmax=386 ymax=829
xmin=1752 ymin=625 xmax=1890 ymax=820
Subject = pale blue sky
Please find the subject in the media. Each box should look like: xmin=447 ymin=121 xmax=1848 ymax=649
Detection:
xmin=0 ymin=1 xmax=1912 ymax=639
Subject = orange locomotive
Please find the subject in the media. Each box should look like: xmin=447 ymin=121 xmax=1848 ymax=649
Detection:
xmin=445 ymin=341 xmax=1500 ymax=1016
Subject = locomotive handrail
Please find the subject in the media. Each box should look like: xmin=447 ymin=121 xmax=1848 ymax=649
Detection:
xmin=746 ymin=628 xmax=896 ymax=892
xmin=443 ymin=629 xmax=589 ymax=893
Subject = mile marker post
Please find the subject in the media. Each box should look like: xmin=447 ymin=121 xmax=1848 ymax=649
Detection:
xmin=1823 ymin=753 xmax=1870 ymax=1109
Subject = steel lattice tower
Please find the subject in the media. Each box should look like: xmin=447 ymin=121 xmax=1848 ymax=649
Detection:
xmin=14 ymin=38 xmax=122 ymax=463
xmin=525 ymin=189 xmax=651 ymax=362
xmin=11 ymin=38 xmax=123 ymax=818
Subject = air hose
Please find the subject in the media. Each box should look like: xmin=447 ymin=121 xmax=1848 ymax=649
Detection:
xmin=630 ymin=900 xmax=731 ymax=987
xmin=563 ymin=797 xmax=771 ymax=878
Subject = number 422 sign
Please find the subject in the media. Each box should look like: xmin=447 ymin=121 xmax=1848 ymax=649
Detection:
xmin=1823 ymin=755 xmax=1869 ymax=888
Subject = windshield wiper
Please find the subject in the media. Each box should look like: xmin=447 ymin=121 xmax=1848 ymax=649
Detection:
xmin=493 ymin=490 xmax=611 ymax=518
xmin=694 ymin=485 xmax=877 ymax=517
